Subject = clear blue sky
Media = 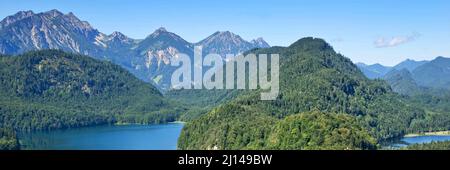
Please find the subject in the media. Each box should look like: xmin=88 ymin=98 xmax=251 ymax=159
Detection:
xmin=0 ymin=0 xmax=449 ymax=66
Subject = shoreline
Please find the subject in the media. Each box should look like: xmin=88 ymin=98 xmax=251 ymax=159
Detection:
xmin=168 ymin=121 xmax=186 ymax=124
xmin=404 ymin=130 xmax=450 ymax=137
xmin=114 ymin=121 xmax=186 ymax=126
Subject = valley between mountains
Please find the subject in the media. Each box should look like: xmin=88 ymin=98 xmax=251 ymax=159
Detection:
xmin=1 ymin=10 xmax=449 ymax=150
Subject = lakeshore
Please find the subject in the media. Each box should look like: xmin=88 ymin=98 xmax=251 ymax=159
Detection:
xmin=404 ymin=131 xmax=450 ymax=137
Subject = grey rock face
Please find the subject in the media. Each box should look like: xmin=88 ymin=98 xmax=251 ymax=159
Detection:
xmin=0 ymin=10 xmax=270 ymax=91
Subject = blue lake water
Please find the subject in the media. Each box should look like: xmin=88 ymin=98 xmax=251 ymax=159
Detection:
xmin=403 ymin=135 xmax=450 ymax=144
xmin=19 ymin=123 xmax=184 ymax=150
xmin=386 ymin=135 xmax=450 ymax=149
xmin=19 ymin=123 xmax=450 ymax=150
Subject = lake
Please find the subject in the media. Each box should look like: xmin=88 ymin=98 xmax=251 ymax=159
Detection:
xmin=19 ymin=123 xmax=184 ymax=150
xmin=384 ymin=135 xmax=450 ymax=149
xmin=19 ymin=123 xmax=450 ymax=150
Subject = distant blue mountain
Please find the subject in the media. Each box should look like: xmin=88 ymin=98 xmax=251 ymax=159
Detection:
xmin=392 ymin=59 xmax=428 ymax=72
xmin=359 ymin=57 xmax=450 ymax=95
xmin=356 ymin=63 xmax=392 ymax=79
xmin=383 ymin=68 xmax=421 ymax=95
xmin=356 ymin=57 xmax=450 ymax=95
xmin=412 ymin=56 xmax=450 ymax=89
xmin=357 ymin=59 xmax=429 ymax=80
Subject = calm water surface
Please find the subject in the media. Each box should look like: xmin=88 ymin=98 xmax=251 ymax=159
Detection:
xmin=19 ymin=123 xmax=184 ymax=150
xmin=385 ymin=135 xmax=450 ymax=149
xmin=20 ymin=123 xmax=450 ymax=150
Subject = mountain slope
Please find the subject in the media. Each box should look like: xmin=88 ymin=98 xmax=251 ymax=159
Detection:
xmin=356 ymin=63 xmax=392 ymax=79
xmin=0 ymin=10 xmax=271 ymax=91
xmin=358 ymin=57 xmax=449 ymax=96
xmin=0 ymin=10 xmax=140 ymax=82
xmin=392 ymin=59 xmax=428 ymax=72
xmin=0 ymin=50 xmax=181 ymax=131
xmin=133 ymin=29 xmax=270 ymax=90
xmin=196 ymin=31 xmax=270 ymax=58
xmin=412 ymin=56 xmax=450 ymax=89
xmin=132 ymin=27 xmax=194 ymax=90
xmin=356 ymin=58 xmax=428 ymax=80
xmin=250 ymin=37 xmax=270 ymax=48
xmin=178 ymin=38 xmax=437 ymax=150
xmin=380 ymin=58 xmax=450 ymax=119
xmin=383 ymin=69 xmax=421 ymax=95
xmin=0 ymin=10 xmax=108 ymax=56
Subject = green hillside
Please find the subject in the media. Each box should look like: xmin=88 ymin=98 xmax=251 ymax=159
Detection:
xmin=413 ymin=57 xmax=450 ymax=89
xmin=178 ymin=38 xmax=445 ymax=150
xmin=0 ymin=50 xmax=184 ymax=131
xmin=383 ymin=69 xmax=421 ymax=95
xmin=0 ymin=128 xmax=19 ymax=150
xmin=404 ymin=141 xmax=450 ymax=150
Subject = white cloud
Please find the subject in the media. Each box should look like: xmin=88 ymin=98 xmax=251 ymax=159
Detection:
xmin=374 ymin=33 xmax=421 ymax=48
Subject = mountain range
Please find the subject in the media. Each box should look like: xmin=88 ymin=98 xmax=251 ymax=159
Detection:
xmin=357 ymin=57 xmax=450 ymax=94
xmin=356 ymin=63 xmax=392 ymax=79
xmin=356 ymin=59 xmax=428 ymax=79
xmin=1 ymin=9 xmax=449 ymax=150
xmin=383 ymin=68 xmax=421 ymax=95
xmin=0 ymin=10 xmax=270 ymax=91
xmin=178 ymin=37 xmax=447 ymax=150
xmin=412 ymin=57 xmax=450 ymax=89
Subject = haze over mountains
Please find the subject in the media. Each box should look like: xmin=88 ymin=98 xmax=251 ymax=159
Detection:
xmin=0 ymin=10 xmax=270 ymax=91
xmin=2 ymin=9 xmax=449 ymax=98
xmin=1 ymin=8 xmax=450 ymax=150
xmin=357 ymin=56 xmax=450 ymax=94
xmin=196 ymin=31 xmax=269 ymax=58
xmin=356 ymin=63 xmax=392 ymax=79
xmin=356 ymin=59 xmax=429 ymax=79
xmin=178 ymin=37 xmax=449 ymax=150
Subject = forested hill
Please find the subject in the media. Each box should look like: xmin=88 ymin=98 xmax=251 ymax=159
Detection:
xmin=0 ymin=128 xmax=19 ymax=150
xmin=0 ymin=50 xmax=183 ymax=131
xmin=178 ymin=37 xmax=447 ymax=150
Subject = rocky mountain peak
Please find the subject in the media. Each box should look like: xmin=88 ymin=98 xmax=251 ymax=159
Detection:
xmin=12 ymin=10 xmax=35 ymax=19
xmin=0 ymin=10 xmax=35 ymax=29
xmin=155 ymin=27 xmax=167 ymax=32
xmin=43 ymin=9 xmax=64 ymax=18
xmin=251 ymin=37 xmax=270 ymax=48
xmin=216 ymin=31 xmax=240 ymax=39
xmin=143 ymin=27 xmax=189 ymax=46
xmin=109 ymin=31 xmax=128 ymax=40
xmin=216 ymin=31 xmax=233 ymax=36
xmin=146 ymin=27 xmax=179 ymax=40
xmin=0 ymin=11 xmax=271 ymax=91
xmin=195 ymin=31 xmax=270 ymax=58
xmin=107 ymin=31 xmax=134 ymax=45
xmin=199 ymin=31 xmax=246 ymax=45
xmin=0 ymin=9 xmax=103 ymax=55
xmin=149 ymin=27 xmax=170 ymax=36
